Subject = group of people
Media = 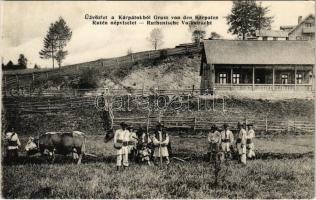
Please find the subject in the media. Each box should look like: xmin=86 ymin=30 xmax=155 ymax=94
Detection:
xmin=113 ymin=122 xmax=170 ymax=170
xmin=3 ymin=121 xmax=255 ymax=167
xmin=207 ymin=122 xmax=256 ymax=165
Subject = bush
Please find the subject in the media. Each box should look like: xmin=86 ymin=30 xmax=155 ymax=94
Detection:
xmin=78 ymin=68 xmax=99 ymax=89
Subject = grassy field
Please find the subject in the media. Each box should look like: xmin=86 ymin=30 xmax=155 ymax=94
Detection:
xmin=1 ymin=134 xmax=314 ymax=199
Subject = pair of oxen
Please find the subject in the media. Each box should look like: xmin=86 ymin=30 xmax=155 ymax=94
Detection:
xmin=25 ymin=131 xmax=87 ymax=164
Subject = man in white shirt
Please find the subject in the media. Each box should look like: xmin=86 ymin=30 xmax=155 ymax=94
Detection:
xmin=246 ymin=124 xmax=256 ymax=159
xmin=114 ymin=122 xmax=130 ymax=170
xmin=153 ymin=123 xmax=170 ymax=165
xmin=236 ymin=123 xmax=247 ymax=164
xmin=207 ymin=124 xmax=222 ymax=162
xmin=220 ymin=123 xmax=234 ymax=159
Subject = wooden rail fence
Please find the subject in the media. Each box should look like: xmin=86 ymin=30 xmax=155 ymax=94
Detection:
xmin=2 ymin=45 xmax=201 ymax=90
xmin=112 ymin=116 xmax=315 ymax=133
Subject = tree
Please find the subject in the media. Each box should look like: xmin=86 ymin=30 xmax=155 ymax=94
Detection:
xmin=17 ymin=54 xmax=27 ymax=69
xmin=210 ymin=32 xmax=222 ymax=39
xmin=226 ymin=0 xmax=273 ymax=40
xmin=189 ymin=15 xmax=207 ymax=47
xmin=147 ymin=28 xmax=163 ymax=50
xmin=39 ymin=17 xmax=72 ymax=68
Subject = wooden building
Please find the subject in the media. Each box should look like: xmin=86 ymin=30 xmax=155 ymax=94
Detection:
xmin=200 ymin=40 xmax=314 ymax=94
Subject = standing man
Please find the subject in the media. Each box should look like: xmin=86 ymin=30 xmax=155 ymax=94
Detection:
xmin=246 ymin=124 xmax=256 ymax=159
xmin=220 ymin=123 xmax=234 ymax=159
xmin=236 ymin=123 xmax=247 ymax=164
xmin=114 ymin=122 xmax=130 ymax=171
xmin=153 ymin=123 xmax=170 ymax=165
xmin=207 ymin=124 xmax=222 ymax=162
xmin=4 ymin=127 xmax=21 ymax=164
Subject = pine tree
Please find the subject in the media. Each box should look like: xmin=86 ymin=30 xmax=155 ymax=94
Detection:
xmin=17 ymin=54 xmax=27 ymax=69
xmin=39 ymin=17 xmax=72 ymax=68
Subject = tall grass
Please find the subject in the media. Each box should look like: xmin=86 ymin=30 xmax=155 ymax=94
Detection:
xmin=2 ymin=135 xmax=314 ymax=199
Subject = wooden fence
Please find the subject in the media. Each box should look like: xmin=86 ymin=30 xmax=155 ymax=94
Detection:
xmin=112 ymin=116 xmax=315 ymax=133
xmin=2 ymin=45 xmax=201 ymax=90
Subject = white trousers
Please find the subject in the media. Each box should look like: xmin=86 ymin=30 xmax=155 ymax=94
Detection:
xmin=117 ymin=153 xmax=129 ymax=167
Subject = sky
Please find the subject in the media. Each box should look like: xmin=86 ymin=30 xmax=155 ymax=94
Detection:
xmin=0 ymin=1 xmax=314 ymax=68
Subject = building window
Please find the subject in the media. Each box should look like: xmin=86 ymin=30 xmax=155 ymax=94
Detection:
xmin=296 ymin=73 xmax=303 ymax=84
xmin=281 ymin=74 xmax=288 ymax=84
xmin=262 ymin=36 xmax=268 ymax=41
xmin=232 ymin=73 xmax=240 ymax=84
xmin=219 ymin=73 xmax=227 ymax=84
xmin=305 ymin=23 xmax=312 ymax=27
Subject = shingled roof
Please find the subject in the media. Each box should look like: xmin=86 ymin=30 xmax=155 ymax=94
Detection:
xmin=203 ymin=40 xmax=315 ymax=65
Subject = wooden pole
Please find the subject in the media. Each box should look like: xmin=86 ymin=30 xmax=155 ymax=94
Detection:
xmin=230 ymin=67 xmax=233 ymax=90
xmin=252 ymin=66 xmax=255 ymax=91
xmin=272 ymin=66 xmax=275 ymax=91
xmin=294 ymin=65 xmax=297 ymax=90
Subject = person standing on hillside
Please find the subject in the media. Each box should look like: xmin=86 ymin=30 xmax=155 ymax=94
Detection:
xmin=153 ymin=123 xmax=170 ymax=165
xmin=4 ymin=127 xmax=21 ymax=164
xmin=220 ymin=123 xmax=234 ymax=159
xmin=246 ymin=124 xmax=256 ymax=160
xmin=114 ymin=122 xmax=130 ymax=171
xmin=236 ymin=123 xmax=247 ymax=164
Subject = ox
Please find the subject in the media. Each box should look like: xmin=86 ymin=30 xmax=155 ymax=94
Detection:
xmin=25 ymin=131 xmax=86 ymax=164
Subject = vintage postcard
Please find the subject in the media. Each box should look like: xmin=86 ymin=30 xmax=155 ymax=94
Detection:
xmin=1 ymin=1 xmax=315 ymax=199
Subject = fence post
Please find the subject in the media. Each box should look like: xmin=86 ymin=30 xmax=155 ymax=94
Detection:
xmin=148 ymin=52 xmax=151 ymax=59
xmin=46 ymin=72 xmax=49 ymax=80
xmin=116 ymin=59 xmax=120 ymax=67
xmin=193 ymin=117 xmax=197 ymax=130
xmin=265 ymin=117 xmax=268 ymax=133
xmin=131 ymin=54 xmax=134 ymax=62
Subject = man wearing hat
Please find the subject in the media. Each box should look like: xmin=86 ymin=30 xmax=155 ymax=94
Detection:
xmin=207 ymin=124 xmax=222 ymax=162
xmin=236 ymin=123 xmax=247 ymax=164
xmin=114 ymin=122 xmax=130 ymax=170
xmin=152 ymin=123 xmax=170 ymax=165
xmin=220 ymin=123 xmax=234 ymax=159
xmin=246 ymin=124 xmax=256 ymax=159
